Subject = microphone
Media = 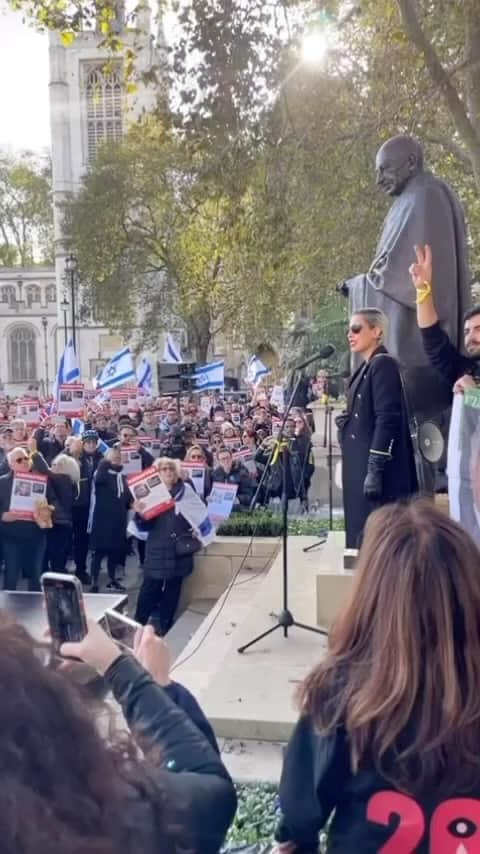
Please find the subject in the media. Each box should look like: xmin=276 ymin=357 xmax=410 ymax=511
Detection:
xmin=293 ymin=345 xmax=335 ymax=372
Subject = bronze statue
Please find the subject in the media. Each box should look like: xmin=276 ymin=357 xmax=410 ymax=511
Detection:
xmin=339 ymin=134 xmax=471 ymax=419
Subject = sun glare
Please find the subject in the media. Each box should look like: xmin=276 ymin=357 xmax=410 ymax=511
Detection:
xmin=301 ymin=29 xmax=330 ymax=65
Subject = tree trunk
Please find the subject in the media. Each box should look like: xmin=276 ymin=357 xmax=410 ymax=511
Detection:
xmin=187 ymin=306 xmax=211 ymax=364
xmin=396 ymin=0 xmax=480 ymax=190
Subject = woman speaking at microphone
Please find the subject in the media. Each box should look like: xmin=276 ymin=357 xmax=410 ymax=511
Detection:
xmin=336 ymin=309 xmax=417 ymax=549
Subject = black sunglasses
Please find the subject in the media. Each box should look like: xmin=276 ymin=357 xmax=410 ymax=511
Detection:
xmin=348 ymin=323 xmax=364 ymax=334
xmin=15 ymin=457 xmax=28 ymax=464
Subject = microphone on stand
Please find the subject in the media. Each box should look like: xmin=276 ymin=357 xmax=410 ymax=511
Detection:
xmin=293 ymin=345 xmax=335 ymax=373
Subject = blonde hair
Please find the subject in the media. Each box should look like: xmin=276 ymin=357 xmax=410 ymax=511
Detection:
xmin=185 ymin=445 xmax=207 ymax=462
xmin=353 ymin=308 xmax=388 ymax=341
xmin=155 ymin=456 xmax=181 ymax=479
xmin=7 ymin=447 xmax=29 ymax=466
xmin=52 ymin=454 xmax=80 ymax=486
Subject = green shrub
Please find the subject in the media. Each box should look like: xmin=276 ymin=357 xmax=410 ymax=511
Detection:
xmin=216 ymin=510 xmax=344 ymax=537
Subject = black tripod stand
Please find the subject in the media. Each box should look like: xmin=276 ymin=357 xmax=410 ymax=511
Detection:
xmin=238 ymin=372 xmax=327 ymax=654
xmin=302 ymin=393 xmax=335 ymax=554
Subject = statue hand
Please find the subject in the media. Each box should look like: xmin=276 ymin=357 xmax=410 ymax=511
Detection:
xmin=336 ymin=280 xmax=350 ymax=298
xmin=409 ymin=244 xmax=432 ymax=290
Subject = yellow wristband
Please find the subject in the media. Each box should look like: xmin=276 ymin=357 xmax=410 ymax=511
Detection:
xmin=416 ymin=283 xmax=432 ymax=305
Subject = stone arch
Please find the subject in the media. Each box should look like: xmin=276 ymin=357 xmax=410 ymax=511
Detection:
xmin=6 ymin=322 xmax=38 ymax=383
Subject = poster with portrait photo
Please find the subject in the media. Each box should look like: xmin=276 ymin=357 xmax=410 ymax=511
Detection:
xmin=16 ymin=397 xmax=40 ymax=426
xmin=182 ymin=461 xmax=206 ymax=498
xmin=58 ymin=384 xmax=85 ymax=417
xmin=120 ymin=446 xmax=142 ymax=476
xmin=127 ymin=466 xmax=175 ymax=520
xmin=10 ymin=472 xmax=47 ymax=520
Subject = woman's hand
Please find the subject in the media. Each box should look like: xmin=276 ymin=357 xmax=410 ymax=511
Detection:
xmin=453 ymin=374 xmax=477 ymax=395
xmin=409 ymin=243 xmax=432 ymax=289
xmin=133 ymin=499 xmax=146 ymax=516
xmin=28 ymin=435 xmax=37 ymax=454
xmin=60 ymin=619 xmax=121 ymax=675
xmin=134 ymin=625 xmax=171 ymax=686
xmin=1 ymin=511 xmax=16 ymax=522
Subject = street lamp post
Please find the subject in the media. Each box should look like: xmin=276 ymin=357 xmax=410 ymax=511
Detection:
xmin=64 ymin=253 xmax=78 ymax=353
xmin=41 ymin=316 xmax=49 ymax=394
xmin=60 ymin=292 xmax=69 ymax=346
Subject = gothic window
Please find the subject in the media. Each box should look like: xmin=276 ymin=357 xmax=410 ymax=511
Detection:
xmin=84 ymin=63 xmax=123 ymax=162
xmin=1 ymin=286 xmax=15 ymax=305
xmin=8 ymin=326 xmax=37 ymax=382
xmin=26 ymin=285 xmax=41 ymax=306
xmin=46 ymin=285 xmax=56 ymax=303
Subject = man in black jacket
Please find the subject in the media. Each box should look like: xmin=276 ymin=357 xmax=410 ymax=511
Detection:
xmin=35 ymin=419 xmax=68 ymax=465
xmin=72 ymin=429 xmax=103 ymax=584
xmin=213 ymin=447 xmax=254 ymax=510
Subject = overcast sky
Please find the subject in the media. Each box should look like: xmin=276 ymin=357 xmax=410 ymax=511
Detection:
xmin=0 ymin=1 xmax=50 ymax=151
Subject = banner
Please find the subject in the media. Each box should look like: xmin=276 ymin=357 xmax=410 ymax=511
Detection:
xmin=120 ymin=445 xmax=142 ymax=476
xmin=207 ymin=482 xmax=238 ymax=524
xmin=16 ymin=397 xmax=40 ymax=425
xmin=58 ymin=383 xmax=85 ymax=417
xmin=447 ymin=389 xmax=480 ymax=545
xmin=10 ymin=472 xmax=47 ymax=520
xmin=127 ymin=466 xmax=175 ymax=520
xmin=182 ymin=461 xmax=206 ymax=498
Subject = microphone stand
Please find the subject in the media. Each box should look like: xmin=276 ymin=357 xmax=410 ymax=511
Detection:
xmin=238 ymin=369 xmax=327 ymax=654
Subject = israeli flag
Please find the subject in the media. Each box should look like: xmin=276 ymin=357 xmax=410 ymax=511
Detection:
xmin=53 ymin=338 xmax=80 ymax=397
xmin=72 ymin=418 xmax=85 ymax=436
xmin=96 ymin=347 xmax=136 ymax=391
xmin=247 ymin=355 xmax=270 ymax=386
xmin=136 ymin=357 xmax=153 ymax=394
xmin=162 ymin=333 xmax=182 ymax=364
xmin=193 ymin=360 xmax=224 ymax=391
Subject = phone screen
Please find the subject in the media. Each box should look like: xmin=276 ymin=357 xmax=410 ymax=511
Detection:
xmin=42 ymin=575 xmax=87 ymax=645
xmin=104 ymin=611 xmax=139 ymax=651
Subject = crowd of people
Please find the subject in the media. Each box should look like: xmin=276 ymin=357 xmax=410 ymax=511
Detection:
xmin=0 ymin=386 xmax=317 ymax=630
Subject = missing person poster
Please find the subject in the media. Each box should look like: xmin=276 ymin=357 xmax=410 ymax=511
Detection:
xmin=16 ymin=397 xmax=40 ymax=425
xmin=207 ymin=482 xmax=238 ymax=525
xmin=120 ymin=446 xmax=142 ymax=476
xmin=58 ymin=384 xmax=85 ymax=417
xmin=448 ymin=389 xmax=480 ymax=545
xmin=127 ymin=466 xmax=175 ymax=520
xmin=140 ymin=436 xmax=163 ymax=459
xmin=111 ymin=390 xmax=129 ymax=415
xmin=182 ymin=461 xmax=206 ymax=498
xmin=10 ymin=472 xmax=47 ymax=520
xmin=233 ymin=448 xmax=257 ymax=476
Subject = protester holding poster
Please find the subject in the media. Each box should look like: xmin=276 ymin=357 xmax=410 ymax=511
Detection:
xmin=212 ymin=447 xmax=254 ymax=511
xmin=58 ymin=383 xmax=85 ymax=417
xmin=134 ymin=457 xmax=200 ymax=636
xmin=89 ymin=446 xmax=132 ymax=593
xmin=0 ymin=447 xmax=50 ymax=590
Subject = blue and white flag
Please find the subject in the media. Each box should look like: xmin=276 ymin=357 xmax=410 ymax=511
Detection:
xmin=193 ymin=360 xmax=224 ymax=391
xmin=136 ymin=357 xmax=153 ymax=394
xmin=96 ymin=347 xmax=136 ymax=391
xmin=162 ymin=333 xmax=182 ymax=364
xmin=53 ymin=338 xmax=80 ymax=397
xmin=247 ymin=354 xmax=270 ymax=386
xmin=72 ymin=418 xmax=85 ymax=436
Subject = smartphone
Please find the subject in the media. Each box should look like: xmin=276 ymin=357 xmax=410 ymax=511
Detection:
xmin=41 ymin=572 xmax=87 ymax=646
xmin=103 ymin=609 xmax=140 ymax=651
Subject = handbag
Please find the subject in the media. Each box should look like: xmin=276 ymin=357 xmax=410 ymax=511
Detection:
xmin=173 ymin=531 xmax=202 ymax=558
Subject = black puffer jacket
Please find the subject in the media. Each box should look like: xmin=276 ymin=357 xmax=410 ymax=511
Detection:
xmin=104 ymin=655 xmax=237 ymax=853
xmin=212 ymin=462 xmax=254 ymax=509
xmin=140 ymin=479 xmax=195 ymax=581
xmin=89 ymin=459 xmax=131 ymax=551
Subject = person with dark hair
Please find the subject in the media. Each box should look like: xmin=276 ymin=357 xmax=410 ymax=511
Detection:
xmin=0 ymin=615 xmax=236 ymax=854
xmin=411 ymin=243 xmax=480 ymax=389
xmin=89 ymin=445 xmax=131 ymax=593
xmin=276 ymin=500 xmax=480 ymax=852
xmin=71 ymin=429 xmax=103 ymax=584
xmin=213 ymin=447 xmax=254 ymax=510
xmin=337 ymin=308 xmax=417 ymax=548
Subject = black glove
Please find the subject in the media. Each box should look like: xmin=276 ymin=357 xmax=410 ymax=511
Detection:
xmin=363 ymin=453 xmax=387 ymax=500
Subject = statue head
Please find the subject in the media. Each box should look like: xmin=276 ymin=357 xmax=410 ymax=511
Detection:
xmin=375 ymin=135 xmax=424 ymax=197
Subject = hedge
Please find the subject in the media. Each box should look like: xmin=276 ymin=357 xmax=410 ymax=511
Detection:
xmin=216 ymin=510 xmax=344 ymax=538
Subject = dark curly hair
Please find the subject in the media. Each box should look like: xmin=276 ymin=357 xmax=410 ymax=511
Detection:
xmin=0 ymin=617 xmax=179 ymax=854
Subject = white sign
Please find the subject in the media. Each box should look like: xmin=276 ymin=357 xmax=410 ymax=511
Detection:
xmin=233 ymin=448 xmax=257 ymax=476
xmin=207 ymin=482 xmax=238 ymax=525
xmin=140 ymin=436 xmax=163 ymax=459
xmin=120 ymin=446 xmax=142 ymax=476
xmin=182 ymin=461 xmax=206 ymax=498
xmin=127 ymin=466 xmax=175 ymax=520
xmin=270 ymin=385 xmax=285 ymax=412
xmin=200 ymin=395 xmax=211 ymax=415
xmin=58 ymin=383 xmax=85 ymax=417
xmin=10 ymin=472 xmax=47 ymax=520
xmin=16 ymin=398 xmax=40 ymax=425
